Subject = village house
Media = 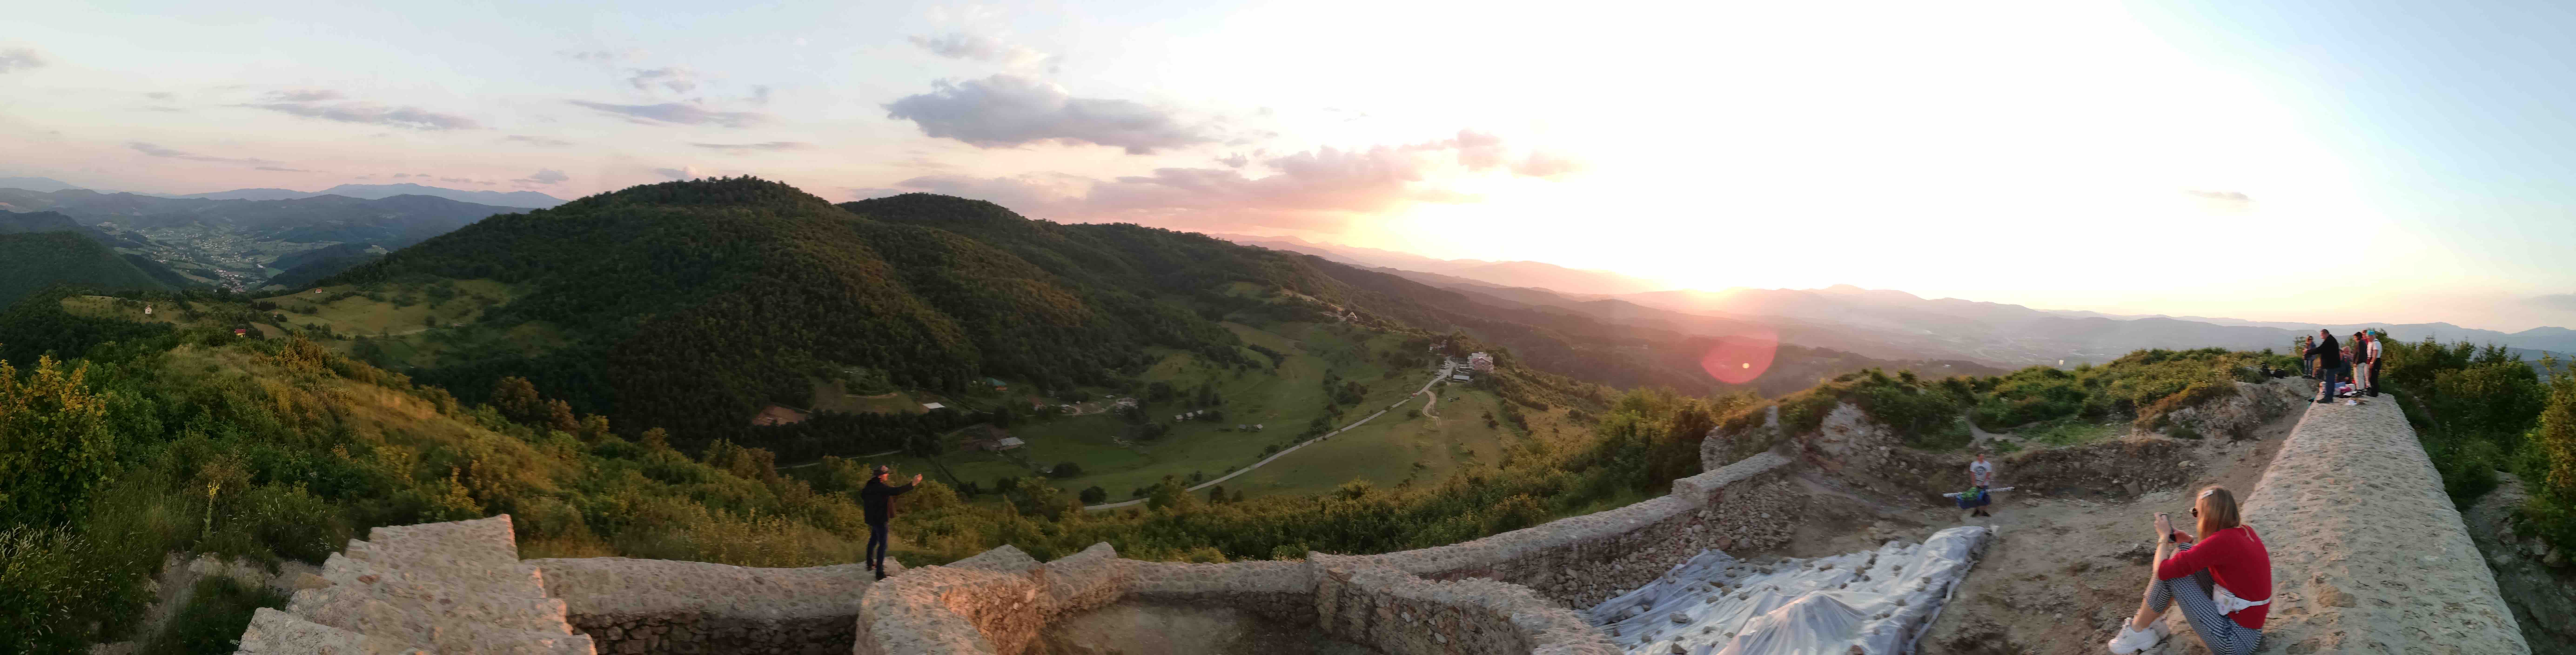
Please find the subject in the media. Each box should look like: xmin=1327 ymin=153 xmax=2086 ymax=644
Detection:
xmin=1469 ymin=351 xmax=1494 ymax=373
xmin=959 ymin=424 xmax=1024 ymax=451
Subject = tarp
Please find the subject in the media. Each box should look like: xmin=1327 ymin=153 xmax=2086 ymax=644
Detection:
xmin=1587 ymin=526 xmax=1992 ymax=655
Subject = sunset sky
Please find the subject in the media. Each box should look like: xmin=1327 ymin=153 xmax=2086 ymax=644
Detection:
xmin=6 ymin=1 xmax=2576 ymax=331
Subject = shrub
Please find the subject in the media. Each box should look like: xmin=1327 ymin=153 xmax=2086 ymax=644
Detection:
xmin=1050 ymin=462 xmax=1083 ymax=478
xmin=142 ymin=577 xmax=288 ymax=655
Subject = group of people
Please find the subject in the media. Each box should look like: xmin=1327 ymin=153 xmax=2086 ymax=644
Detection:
xmin=2300 ymin=328 xmax=2384 ymax=403
xmin=1964 ymin=456 xmax=2268 ymax=654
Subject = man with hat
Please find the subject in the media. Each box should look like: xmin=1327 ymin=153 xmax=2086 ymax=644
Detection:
xmin=862 ymin=465 xmax=922 ymax=579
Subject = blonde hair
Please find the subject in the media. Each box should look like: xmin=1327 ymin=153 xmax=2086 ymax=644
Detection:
xmin=2197 ymin=486 xmax=2242 ymax=535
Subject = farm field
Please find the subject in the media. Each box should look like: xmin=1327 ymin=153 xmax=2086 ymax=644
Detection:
xmin=841 ymin=320 xmax=1505 ymax=503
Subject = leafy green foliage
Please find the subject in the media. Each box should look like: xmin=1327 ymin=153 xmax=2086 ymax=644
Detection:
xmin=0 ymin=232 xmax=172 ymax=307
xmin=143 ymin=577 xmax=288 ymax=655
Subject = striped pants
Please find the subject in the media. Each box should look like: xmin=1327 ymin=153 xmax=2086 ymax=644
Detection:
xmin=2145 ymin=543 xmax=2264 ymax=655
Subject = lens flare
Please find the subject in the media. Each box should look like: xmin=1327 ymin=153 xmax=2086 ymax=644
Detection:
xmin=1699 ymin=329 xmax=1780 ymax=385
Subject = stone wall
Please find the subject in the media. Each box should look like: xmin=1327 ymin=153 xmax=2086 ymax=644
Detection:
xmin=850 ymin=542 xmax=1622 ymax=655
xmin=2237 ymin=391 xmax=2530 ymax=654
xmin=530 ymin=556 xmax=901 ymax=655
xmin=1366 ymin=452 xmax=1796 ymax=608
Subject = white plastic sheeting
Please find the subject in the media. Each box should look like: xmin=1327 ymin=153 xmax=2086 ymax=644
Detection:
xmin=1587 ymin=526 xmax=1992 ymax=655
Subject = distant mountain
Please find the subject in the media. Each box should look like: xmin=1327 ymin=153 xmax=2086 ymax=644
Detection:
xmin=313 ymin=184 xmax=562 ymax=208
xmin=0 ymin=210 xmax=92 ymax=235
xmin=1211 ymin=233 xmax=1670 ymax=295
xmin=0 ymin=189 xmax=519 ymax=246
xmin=0 ymin=177 xmax=85 ymax=193
xmin=0 ymin=232 xmax=173 ymax=307
xmin=181 ymin=188 xmax=312 ymax=201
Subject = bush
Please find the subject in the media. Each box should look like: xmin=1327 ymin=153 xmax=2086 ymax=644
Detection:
xmin=1050 ymin=462 xmax=1083 ymax=478
xmin=142 ymin=577 xmax=288 ymax=655
xmin=1078 ymin=486 xmax=1107 ymax=504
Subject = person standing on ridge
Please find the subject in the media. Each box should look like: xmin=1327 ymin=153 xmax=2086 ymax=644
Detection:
xmin=1966 ymin=451 xmax=1998 ymax=518
xmin=862 ymin=465 xmax=921 ymax=580
xmin=2362 ymin=331 xmax=2384 ymax=397
xmin=2303 ymin=329 xmax=2344 ymax=404
xmin=2308 ymin=335 xmax=2329 ymax=381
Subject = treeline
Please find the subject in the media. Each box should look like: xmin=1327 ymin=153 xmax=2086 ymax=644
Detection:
xmin=2377 ymin=338 xmax=2576 ymax=556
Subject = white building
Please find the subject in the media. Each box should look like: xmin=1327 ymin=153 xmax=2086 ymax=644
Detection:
xmin=1469 ymin=352 xmax=1494 ymax=373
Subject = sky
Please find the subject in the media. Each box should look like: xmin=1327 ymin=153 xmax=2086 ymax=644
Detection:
xmin=4 ymin=0 xmax=2575 ymax=331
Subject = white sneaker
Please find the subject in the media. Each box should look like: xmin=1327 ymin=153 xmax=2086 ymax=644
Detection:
xmin=2107 ymin=623 xmax=2163 ymax=654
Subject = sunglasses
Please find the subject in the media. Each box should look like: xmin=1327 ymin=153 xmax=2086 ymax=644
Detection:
xmin=2188 ymin=507 xmax=2199 ymax=518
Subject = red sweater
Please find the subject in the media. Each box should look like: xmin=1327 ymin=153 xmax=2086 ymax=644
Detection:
xmin=2160 ymin=525 xmax=2272 ymax=629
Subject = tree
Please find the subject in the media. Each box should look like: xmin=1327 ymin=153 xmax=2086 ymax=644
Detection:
xmin=491 ymin=376 xmax=543 ymax=425
xmin=1050 ymin=462 xmax=1083 ymax=478
xmin=0 ymin=355 xmax=119 ymax=524
xmin=1078 ymin=486 xmax=1107 ymax=503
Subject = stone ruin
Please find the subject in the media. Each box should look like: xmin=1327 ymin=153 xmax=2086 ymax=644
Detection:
xmin=233 ymin=382 xmax=2533 ymax=655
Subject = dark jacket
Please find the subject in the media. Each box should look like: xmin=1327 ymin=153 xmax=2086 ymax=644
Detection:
xmin=2305 ymin=334 xmax=2344 ymax=369
xmin=861 ymin=478 xmax=914 ymax=525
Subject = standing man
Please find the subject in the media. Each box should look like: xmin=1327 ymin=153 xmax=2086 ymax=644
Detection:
xmin=1967 ymin=451 xmax=1998 ymax=518
xmin=2362 ymin=331 xmax=2384 ymax=397
xmin=2303 ymin=329 xmax=2344 ymax=404
xmin=2308 ymin=338 xmax=2329 ymax=379
xmin=862 ymin=465 xmax=922 ymax=580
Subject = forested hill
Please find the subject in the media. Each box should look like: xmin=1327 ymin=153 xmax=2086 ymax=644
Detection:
xmin=305 ymin=177 xmax=1984 ymax=440
xmin=321 ymin=178 xmax=1274 ymax=437
xmin=0 ymin=231 xmax=173 ymax=306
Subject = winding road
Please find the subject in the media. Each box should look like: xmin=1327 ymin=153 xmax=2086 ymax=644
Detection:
xmin=1084 ymin=361 xmax=1455 ymax=510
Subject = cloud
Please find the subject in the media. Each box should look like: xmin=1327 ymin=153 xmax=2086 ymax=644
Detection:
xmin=625 ymin=67 xmax=700 ymax=94
xmin=392 ymin=173 xmax=413 ymax=178
xmin=511 ymin=169 xmax=569 ymax=187
xmin=0 ymin=48 xmax=45 ymax=74
xmin=2184 ymin=189 xmax=2254 ymax=211
xmin=568 ymin=100 xmax=769 ymax=128
xmin=264 ymin=89 xmax=345 ymax=102
xmin=746 ymin=85 xmax=772 ymax=107
xmin=2529 ymin=294 xmax=2576 ymax=313
xmin=883 ymin=74 xmax=1213 ymax=154
xmin=243 ymin=93 xmax=482 ymax=130
xmin=127 ymin=141 xmax=282 ymax=167
xmin=144 ymin=92 xmax=174 ymax=100
xmin=255 ymin=166 xmax=314 ymax=172
xmin=1512 ymin=150 xmax=1584 ymax=179
xmin=653 ymin=166 xmax=710 ymax=180
xmin=690 ymin=141 xmax=813 ymax=154
xmin=907 ymin=32 xmax=1053 ymax=71
xmin=437 ymin=176 xmax=494 ymax=186
xmin=505 ymin=135 xmax=575 ymax=147
xmin=861 ymin=130 xmax=1585 ymax=231
xmin=560 ymin=49 xmax=641 ymax=63
xmin=1451 ymin=130 xmax=1507 ymax=171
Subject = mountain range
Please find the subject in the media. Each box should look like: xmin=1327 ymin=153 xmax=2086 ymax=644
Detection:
xmin=0 ymin=177 xmax=564 ymax=208
xmin=0 ymin=188 xmax=528 ymax=291
xmin=175 ymin=183 xmax=565 ymax=208
xmin=1210 ymin=234 xmax=1671 ymax=295
xmin=1235 ymin=236 xmax=2576 ymax=367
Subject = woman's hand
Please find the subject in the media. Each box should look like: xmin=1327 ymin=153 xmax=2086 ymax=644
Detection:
xmin=2153 ymin=512 xmax=2173 ymax=539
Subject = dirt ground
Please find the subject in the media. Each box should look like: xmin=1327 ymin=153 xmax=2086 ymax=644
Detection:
xmin=1736 ymin=392 xmax=2311 ymax=655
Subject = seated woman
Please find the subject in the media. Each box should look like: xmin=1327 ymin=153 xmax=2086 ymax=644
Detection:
xmin=2108 ymin=486 xmax=2271 ymax=655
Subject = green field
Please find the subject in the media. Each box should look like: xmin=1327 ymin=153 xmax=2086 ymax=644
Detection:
xmin=831 ymin=320 xmax=1519 ymax=503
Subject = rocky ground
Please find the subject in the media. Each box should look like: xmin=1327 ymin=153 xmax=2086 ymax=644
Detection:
xmin=2469 ymin=474 xmax=2576 ymax=655
xmin=1034 ymin=602 xmax=1371 ymax=655
xmin=1728 ymin=380 xmax=2313 ymax=655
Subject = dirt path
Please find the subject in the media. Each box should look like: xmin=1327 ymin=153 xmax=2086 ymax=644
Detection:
xmin=1084 ymin=362 xmax=1454 ymax=511
xmin=1915 ymin=393 xmax=2307 ymax=655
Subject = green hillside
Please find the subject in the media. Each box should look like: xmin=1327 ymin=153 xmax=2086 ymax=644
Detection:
xmin=0 ymin=232 xmax=172 ymax=306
